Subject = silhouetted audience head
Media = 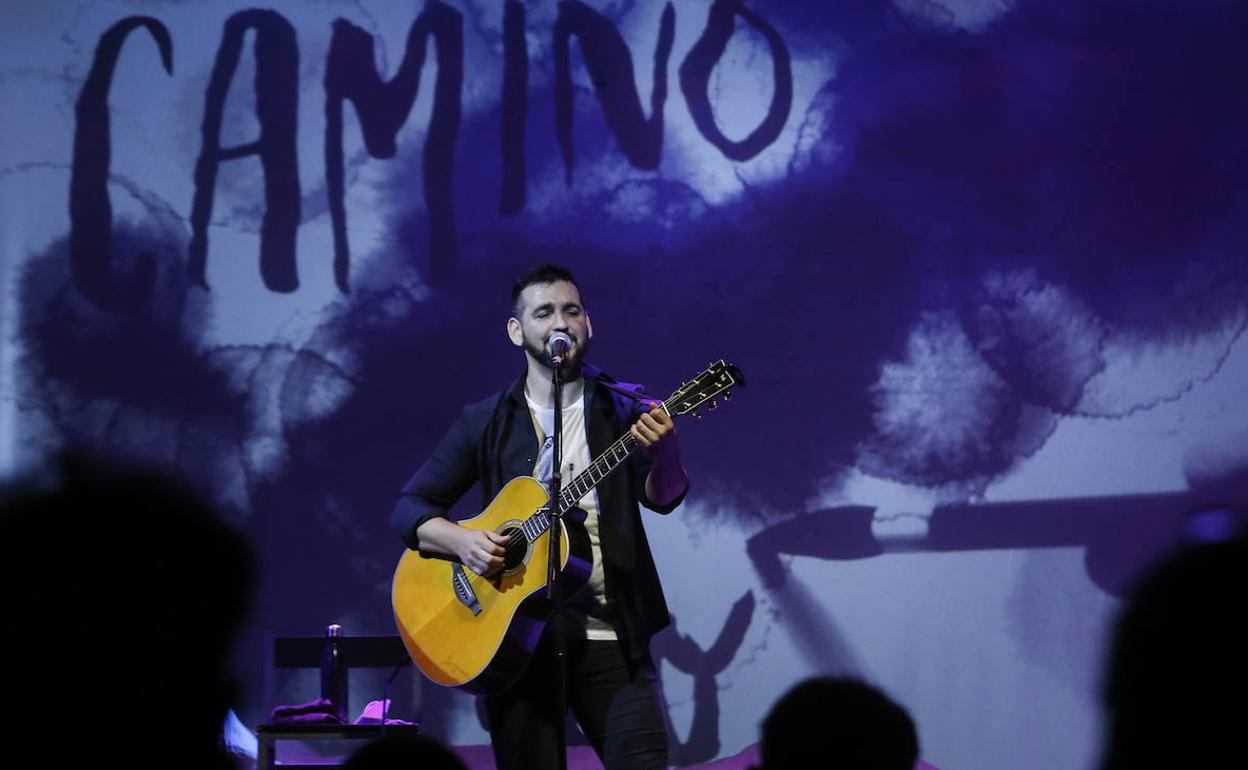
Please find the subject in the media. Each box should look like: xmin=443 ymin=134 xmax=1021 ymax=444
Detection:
xmin=0 ymin=451 xmax=253 ymax=769
xmin=1101 ymin=530 xmax=1248 ymax=769
xmin=344 ymin=734 xmax=468 ymax=770
xmin=759 ymin=677 xmax=919 ymax=770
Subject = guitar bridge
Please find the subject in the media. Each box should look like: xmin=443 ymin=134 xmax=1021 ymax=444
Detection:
xmin=451 ymin=562 xmax=482 ymax=616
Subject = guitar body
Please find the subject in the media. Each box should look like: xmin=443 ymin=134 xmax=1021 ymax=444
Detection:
xmin=391 ymin=476 xmax=593 ymax=695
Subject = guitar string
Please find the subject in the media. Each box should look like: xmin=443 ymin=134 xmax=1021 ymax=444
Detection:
xmin=513 ymin=375 xmax=726 ymax=545
xmin=520 ymin=397 xmax=669 ymax=544
xmin=498 ymin=375 xmax=729 ymax=565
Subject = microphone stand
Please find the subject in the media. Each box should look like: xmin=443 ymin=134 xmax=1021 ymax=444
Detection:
xmin=545 ymin=355 xmax=568 ymax=770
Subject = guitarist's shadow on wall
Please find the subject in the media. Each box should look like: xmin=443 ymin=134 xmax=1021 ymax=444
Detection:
xmin=650 ymin=591 xmax=756 ymax=767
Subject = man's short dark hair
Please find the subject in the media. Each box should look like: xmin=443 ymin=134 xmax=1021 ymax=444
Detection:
xmin=511 ymin=264 xmax=577 ymax=316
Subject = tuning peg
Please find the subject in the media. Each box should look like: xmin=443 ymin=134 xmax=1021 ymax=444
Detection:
xmin=692 ymin=410 xmax=702 ymax=420
xmin=708 ymin=400 xmax=718 ymax=411
xmin=723 ymin=391 xmax=732 ymax=401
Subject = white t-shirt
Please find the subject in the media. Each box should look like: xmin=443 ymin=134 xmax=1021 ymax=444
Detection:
xmin=526 ymin=382 xmax=618 ymax=640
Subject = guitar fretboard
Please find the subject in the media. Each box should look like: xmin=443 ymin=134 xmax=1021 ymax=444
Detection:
xmin=557 ymin=431 xmax=640 ymax=514
xmin=519 ymin=401 xmax=667 ymax=544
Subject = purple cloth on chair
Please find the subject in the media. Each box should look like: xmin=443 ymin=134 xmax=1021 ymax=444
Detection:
xmin=269 ymin=697 xmax=344 ymax=724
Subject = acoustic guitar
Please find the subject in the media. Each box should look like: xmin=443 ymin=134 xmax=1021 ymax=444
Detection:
xmin=391 ymin=360 xmax=744 ymax=694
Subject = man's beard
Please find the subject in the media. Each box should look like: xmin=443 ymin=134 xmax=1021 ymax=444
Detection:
xmin=523 ymin=332 xmax=588 ymax=374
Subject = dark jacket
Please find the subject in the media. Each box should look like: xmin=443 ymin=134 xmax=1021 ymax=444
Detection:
xmin=391 ymin=365 xmax=685 ymax=661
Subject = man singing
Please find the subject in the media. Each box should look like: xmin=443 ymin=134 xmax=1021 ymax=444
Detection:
xmin=391 ymin=264 xmax=688 ymax=770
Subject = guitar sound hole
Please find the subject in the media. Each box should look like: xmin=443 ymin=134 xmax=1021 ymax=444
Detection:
xmin=500 ymin=527 xmax=527 ymax=572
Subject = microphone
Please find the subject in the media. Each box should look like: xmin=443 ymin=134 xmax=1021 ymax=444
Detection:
xmin=548 ymin=332 xmax=573 ymax=367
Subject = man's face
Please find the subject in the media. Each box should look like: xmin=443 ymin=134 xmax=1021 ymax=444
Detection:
xmin=507 ymin=280 xmax=592 ymax=372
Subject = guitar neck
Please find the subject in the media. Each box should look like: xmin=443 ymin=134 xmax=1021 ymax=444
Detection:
xmin=520 ymin=400 xmax=671 ymax=544
xmin=516 ymin=358 xmax=740 ymax=545
xmin=556 ymin=431 xmax=643 ymax=515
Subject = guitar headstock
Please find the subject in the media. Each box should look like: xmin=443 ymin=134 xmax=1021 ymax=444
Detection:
xmin=664 ymin=360 xmax=745 ymax=418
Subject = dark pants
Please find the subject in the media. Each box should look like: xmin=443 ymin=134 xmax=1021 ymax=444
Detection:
xmin=485 ymin=632 xmax=669 ymax=770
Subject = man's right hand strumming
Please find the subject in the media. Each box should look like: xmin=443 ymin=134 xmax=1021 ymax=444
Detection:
xmin=415 ymin=517 xmax=511 ymax=577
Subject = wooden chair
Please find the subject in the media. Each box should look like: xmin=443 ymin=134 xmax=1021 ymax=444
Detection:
xmin=255 ymin=635 xmax=421 ymax=769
